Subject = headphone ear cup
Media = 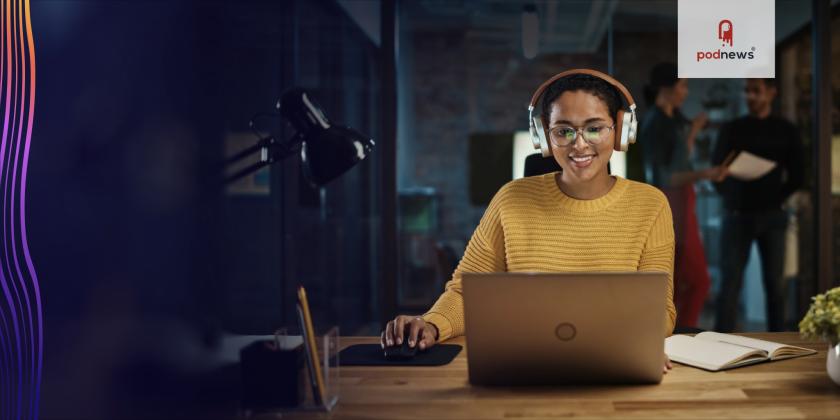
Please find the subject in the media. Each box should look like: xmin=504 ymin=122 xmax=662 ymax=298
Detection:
xmin=614 ymin=110 xmax=626 ymax=152
xmin=532 ymin=115 xmax=552 ymax=157
xmin=626 ymin=112 xmax=637 ymax=144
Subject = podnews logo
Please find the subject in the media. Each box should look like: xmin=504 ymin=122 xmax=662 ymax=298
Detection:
xmin=695 ymin=19 xmax=755 ymax=62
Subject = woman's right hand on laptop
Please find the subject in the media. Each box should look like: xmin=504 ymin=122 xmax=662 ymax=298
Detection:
xmin=381 ymin=315 xmax=439 ymax=350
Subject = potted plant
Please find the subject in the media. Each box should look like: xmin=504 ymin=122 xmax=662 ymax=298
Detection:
xmin=799 ymin=287 xmax=840 ymax=386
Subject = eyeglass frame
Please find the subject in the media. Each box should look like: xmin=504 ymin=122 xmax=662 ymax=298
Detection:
xmin=548 ymin=123 xmax=616 ymax=147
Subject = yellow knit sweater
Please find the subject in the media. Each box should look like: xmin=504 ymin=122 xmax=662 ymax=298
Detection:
xmin=422 ymin=174 xmax=676 ymax=341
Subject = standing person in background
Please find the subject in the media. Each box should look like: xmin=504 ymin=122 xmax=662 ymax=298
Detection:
xmin=640 ymin=62 xmax=727 ymax=329
xmin=712 ymin=78 xmax=803 ymax=332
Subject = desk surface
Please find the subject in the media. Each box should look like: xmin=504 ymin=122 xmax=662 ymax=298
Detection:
xmin=276 ymin=333 xmax=839 ymax=419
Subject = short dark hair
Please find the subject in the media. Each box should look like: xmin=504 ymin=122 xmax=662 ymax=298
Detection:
xmin=540 ymin=74 xmax=622 ymax=125
xmin=746 ymin=78 xmax=777 ymax=87
xmin=644 ymin=62 xmax=679 ymax=106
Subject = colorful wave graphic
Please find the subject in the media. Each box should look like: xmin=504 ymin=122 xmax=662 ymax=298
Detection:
xmin=0 ymin=0 xmax=41 ymax=419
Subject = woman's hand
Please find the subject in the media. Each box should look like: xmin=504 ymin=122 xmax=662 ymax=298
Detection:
xmin=381 ymin=315 xmax=439 ymax=351
xmin=663 ymin=353 xmax=673 ymax=374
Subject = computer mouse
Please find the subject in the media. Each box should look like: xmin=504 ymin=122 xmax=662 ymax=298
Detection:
xmin=384 ymin=334 xmax=418 ymax=360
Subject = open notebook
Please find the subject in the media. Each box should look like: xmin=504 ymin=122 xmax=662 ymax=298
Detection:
xmin=665 ymin=332 xmax=816 ymax=371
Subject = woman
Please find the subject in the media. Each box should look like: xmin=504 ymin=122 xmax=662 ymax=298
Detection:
xmin=640 ymin=62 xmax=726 ymax=328
xmin=383 ymin=71 xmax=676 ymax=372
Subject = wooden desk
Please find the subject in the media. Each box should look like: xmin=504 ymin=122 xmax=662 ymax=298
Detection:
xmin=277 ymin=333 xmax=839 ymax=419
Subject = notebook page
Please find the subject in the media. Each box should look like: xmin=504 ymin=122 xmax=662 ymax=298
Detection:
xmin=665 ymin=335 xmax=767 ymax=371
xmin=695 ymin=332 xmax=816 ymax=360
xmin=694 ymin=332 xmax=793 ymax=355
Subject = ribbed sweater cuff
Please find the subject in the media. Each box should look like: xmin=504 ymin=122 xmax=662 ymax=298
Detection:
xmin=665 ymin=315 xmax=675 ymax=337
xmin=422 ymin=312 xmax=454 ymax=342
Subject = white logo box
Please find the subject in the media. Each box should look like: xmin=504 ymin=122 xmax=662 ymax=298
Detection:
xmin=678 ymin=0 xmax=775 ymax=78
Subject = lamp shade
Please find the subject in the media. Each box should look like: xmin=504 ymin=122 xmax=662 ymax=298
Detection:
xmin=279 ymin=88 xmax=375 ymax=186
xmin=301 ymin=125 xmax=375 ymax=186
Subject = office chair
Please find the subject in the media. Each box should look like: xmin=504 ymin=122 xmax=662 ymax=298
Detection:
xmin=523 ymin=153 xmax=562 ymax=177
xmin=434 ymin=241 xmax=459 ymax=291
xmin=523 ymin=153 xmax=611 ymax=177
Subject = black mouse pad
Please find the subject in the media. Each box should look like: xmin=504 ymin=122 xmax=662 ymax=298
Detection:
xmin=336 ymin=344 xmax=462 ymax=366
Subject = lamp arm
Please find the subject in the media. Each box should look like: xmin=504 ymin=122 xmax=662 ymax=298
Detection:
xmin=223 ymin=131 xmax=305 ymax=184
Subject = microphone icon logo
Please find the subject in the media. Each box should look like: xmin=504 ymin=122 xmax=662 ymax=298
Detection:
xmin=718 ymin=19 xmax=733 ymax=47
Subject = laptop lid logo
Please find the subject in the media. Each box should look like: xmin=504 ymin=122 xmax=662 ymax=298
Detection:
xmin=555 ymin=322 xmax=577 ymax=341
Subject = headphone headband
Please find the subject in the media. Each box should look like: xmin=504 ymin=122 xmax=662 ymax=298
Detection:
xmin=528 ymin=68 xmax=636 ymax=111
xmin=526 ymin=68 xmax=638 ymax=156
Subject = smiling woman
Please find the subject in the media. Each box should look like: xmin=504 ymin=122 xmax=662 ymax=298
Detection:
xmin=382 ymin=70 xmax=677 ymax=374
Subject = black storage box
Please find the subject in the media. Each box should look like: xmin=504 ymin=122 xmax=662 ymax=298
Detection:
xmin=240 ymin=339 xmax=305 ymax=409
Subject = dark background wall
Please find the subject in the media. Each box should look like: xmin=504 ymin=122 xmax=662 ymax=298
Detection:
xmin=406 ymin=28 xmax=605 ymax=243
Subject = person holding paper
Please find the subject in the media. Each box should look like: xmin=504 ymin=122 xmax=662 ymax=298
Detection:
xmin=711 ymin=78 xmax=804 ymax=332
xmin=639 ymin=62 xmax=727 ymax=329
xmin=382 ymin=71 xmax=677 ymax=373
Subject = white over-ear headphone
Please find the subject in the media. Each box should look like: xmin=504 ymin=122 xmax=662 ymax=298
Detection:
xmin=527 ymin=68 xmax=638 ymax=157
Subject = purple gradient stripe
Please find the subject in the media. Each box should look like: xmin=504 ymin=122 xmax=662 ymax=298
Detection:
xmin=0 ymin=1 xmax=40 ymax=420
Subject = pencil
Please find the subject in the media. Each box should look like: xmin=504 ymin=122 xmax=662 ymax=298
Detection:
xmin=297 ymin=285 xmax=327 ymax=405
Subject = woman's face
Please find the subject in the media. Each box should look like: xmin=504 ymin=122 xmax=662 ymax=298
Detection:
xmin=547 ymin=90 xmax=614 ymax=184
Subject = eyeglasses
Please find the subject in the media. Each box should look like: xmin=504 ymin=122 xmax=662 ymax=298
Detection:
xmin=548 ymin=124 xmax=615 ymax=147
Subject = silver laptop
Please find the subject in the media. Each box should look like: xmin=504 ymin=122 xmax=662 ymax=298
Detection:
xmin=463 ymin=272 xmax=667 ymax=385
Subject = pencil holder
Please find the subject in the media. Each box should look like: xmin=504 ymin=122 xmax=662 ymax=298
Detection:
xmin=240 ymin=326 xmax=340 ymax=417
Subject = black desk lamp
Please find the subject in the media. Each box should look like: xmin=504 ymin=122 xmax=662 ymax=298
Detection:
xmin=225 ymin=88 xmax=375 ymax=186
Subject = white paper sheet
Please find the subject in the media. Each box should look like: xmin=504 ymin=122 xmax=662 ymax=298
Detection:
xmin=727 ymin=151 xmax=777 ymax=181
